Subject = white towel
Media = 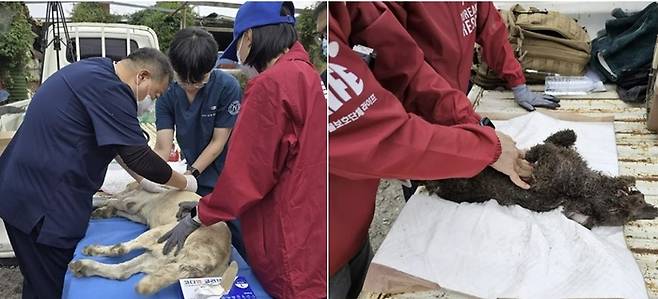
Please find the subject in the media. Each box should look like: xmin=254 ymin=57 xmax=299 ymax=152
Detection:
xmin=372 ymin=112 xmax=648 ymax=299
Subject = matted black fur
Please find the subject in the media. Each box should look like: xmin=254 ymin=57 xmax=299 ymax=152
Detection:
xmin=422 ymin=130 xmax=658 ymax=228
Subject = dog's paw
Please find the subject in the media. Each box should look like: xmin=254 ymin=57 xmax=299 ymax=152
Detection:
xmin=90 ymin=206 xmax=115 ymax=219
xmin=69 ymin=260 xmax=90 ymax=277
xmin=135 ymin=281 xmax=159 ymax=295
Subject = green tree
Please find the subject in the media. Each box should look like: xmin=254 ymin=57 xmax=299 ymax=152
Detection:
xmin=0 ymin=2 xmax=35 ymax=102
xmin=128 ymin=2 xmax=196 ymax=52
xmin=295 ymin=2 xmax=325 ymax=71
xmin=71 ymin=2 xmax=121 ymax=23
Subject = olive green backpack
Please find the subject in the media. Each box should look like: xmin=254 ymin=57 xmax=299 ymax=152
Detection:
xmin=472 ymin=4 xmax=592 ymax=89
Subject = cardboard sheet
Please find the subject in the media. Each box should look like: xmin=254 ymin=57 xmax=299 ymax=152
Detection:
xmin=365 ymin=112 xmax=648 ymax=299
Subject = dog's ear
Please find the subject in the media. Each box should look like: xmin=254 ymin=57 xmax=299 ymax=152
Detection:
xmin=544 ymin=129 xmax=577 ymax=147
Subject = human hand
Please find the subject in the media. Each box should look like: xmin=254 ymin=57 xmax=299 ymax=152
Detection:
xmin=157 ymin=214 xmax=201 ymax=256
xmin=176 ymin=201 xmax=198 ymax=220
xmin=513 ymin=84 xmax=560 ymax=111
xmin=181 ymin=174 xmax=198 ymax=193
xmin=491 ymin=132 xmax=532 ymax=189
xmin=139 ymin=178 xmax=168 ymax=193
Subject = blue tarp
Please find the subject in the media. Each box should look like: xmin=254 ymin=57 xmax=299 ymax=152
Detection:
xmin=63 ymin=218 xmax=270 ymax=299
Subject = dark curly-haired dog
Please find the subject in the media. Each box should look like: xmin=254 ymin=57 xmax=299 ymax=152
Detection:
xmin=422 ymin=129 xmax=658 ymax=228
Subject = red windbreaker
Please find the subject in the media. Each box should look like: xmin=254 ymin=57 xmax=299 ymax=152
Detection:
xmin=329 ymin=2 xmax=507 ymax=275
xmin=355 ymin=2 xmax=526 ymax=126
xmin=198 ymin=42 xmax=327 ymax=298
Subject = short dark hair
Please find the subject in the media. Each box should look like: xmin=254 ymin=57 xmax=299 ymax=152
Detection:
xmin=313 ymin=1 xmax=326 ymax=20
xmin=168 ymin=27 xmax=219 ymax=83
xmin=126 ymin=47 xmax=173 ymax=83
xmin=244 ymin=2 xmax=297 ymax=73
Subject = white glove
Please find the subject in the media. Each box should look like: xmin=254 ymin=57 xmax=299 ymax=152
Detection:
xmin=183 ymin=174 xmax=198 ymax=193
xmin=139 ymin=178 xmax=169 ymax=193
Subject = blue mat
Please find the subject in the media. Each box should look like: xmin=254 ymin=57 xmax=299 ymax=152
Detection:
xmin=63 ymin=218 xmax=270 ymax=299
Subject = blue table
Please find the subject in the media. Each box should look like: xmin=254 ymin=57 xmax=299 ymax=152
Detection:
xmin=63 ymin=218 xmax=270 ymax=299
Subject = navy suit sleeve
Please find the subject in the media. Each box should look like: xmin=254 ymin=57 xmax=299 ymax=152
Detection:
xmin=79 ymin=81 xmax=145 ymax=147
xmin=156 ymin=85 xmax=176 ymax=130
xmin=214 ymin=74 xmax=242 ymax=128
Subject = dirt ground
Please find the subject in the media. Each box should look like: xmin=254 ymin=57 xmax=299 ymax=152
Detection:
xmin=369 ymin=179 xmax=406 ymax=252
xmin=0 ymin=260 xmax=22 ymax=299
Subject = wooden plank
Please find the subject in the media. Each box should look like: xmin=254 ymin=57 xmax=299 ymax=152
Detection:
xmin=480 ymin=110 xmax=645 ymax=122
xmin=477 ymin=96 xmax=644 ymax=113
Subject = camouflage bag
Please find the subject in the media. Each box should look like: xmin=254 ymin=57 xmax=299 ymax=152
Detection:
xmin=473 ymin=4 xmax=591 ymax=89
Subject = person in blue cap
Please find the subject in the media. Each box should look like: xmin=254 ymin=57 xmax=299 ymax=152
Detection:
xmin=157 ymin=2 xmax=327 ymax=298
xmin=144 ymin=27 xmax=247 ymax=257
xmin=0 ymin=48 xmax=198 ymax=299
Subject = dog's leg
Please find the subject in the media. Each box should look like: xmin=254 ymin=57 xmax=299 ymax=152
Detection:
xmin=115 ymin=210 xmax=147 ymax=224
xmin=69 ymin=254 xmax=149 ymax=280
xmin=135 ymin=264 xmax=185 ymax=295
xmin=83 ymin=225 xmax=173 ymax=256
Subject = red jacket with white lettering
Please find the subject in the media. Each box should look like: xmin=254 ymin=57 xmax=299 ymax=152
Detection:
xmin=198 ymin=42 xmax=327 ymax=299
xmin=349 ymin=2 xmax=525 ymax=126
xmin=329 ymin=2 xmax=503 ymax=275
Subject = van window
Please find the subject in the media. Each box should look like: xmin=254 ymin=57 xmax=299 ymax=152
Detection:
xmin=66 ymin=38 xmax=139 ymax=62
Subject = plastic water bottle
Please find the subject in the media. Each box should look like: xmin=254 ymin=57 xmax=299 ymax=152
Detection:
xmin=544 ymin=76 xmax=606 ymax=96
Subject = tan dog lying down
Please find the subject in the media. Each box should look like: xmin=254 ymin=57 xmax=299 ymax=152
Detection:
xmin=69 ymin=183 xmax=237 ymax=295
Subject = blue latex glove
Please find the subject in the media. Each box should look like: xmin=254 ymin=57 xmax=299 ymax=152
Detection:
xmin=158 ymin=214 xmax=200 ymax=256
xmin=512 ymin=84 xmax=560 ymax=111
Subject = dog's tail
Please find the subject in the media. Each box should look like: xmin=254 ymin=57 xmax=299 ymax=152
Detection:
xmin=544 ymin=129 xmax=577 ymax=147
xmin=220 ymin=260 xmax=239 ymax=294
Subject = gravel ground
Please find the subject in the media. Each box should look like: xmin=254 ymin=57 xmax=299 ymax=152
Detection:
xmin=369 ymin=179 xmax=406 ymax=252
xmin=0 ymin=259 xmax=22 ymax=299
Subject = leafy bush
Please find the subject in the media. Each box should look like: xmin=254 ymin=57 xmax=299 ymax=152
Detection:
xmin=295 ymin=2 xmax=325 ymax=71
xmin=128 ymin=2 xmax=196 ymax=52
xmin=71 ymin=2 xmax=121 ymax=23
xmin=0 ymin=2 xmax=35 ymax=100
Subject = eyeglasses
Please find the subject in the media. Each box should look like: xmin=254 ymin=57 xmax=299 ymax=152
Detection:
xmin=175 ymin=73 xmax=210 ymax=89
xmin=177 ymin=80 xmax=209 ymax=89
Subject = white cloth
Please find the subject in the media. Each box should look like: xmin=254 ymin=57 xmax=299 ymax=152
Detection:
xmin=372 ymin=112 xmax=648 ymax=299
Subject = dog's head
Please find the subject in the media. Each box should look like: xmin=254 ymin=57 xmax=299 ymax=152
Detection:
xmin=605 ymin=177 xmax=658 ymax=225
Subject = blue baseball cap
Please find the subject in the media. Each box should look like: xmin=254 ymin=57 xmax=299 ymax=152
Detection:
xmin=220 ymin=1 xmax=296 ymax=62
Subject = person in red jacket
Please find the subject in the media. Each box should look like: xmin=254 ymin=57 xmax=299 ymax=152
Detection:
xmin=360 ymin=2 xmax=559 ymax=200
xmin=157 ymin=2 xmax=327 ymax=298
xmin=383 ymin=2 xmax=559 ymax=115
xmin=329 ymin=2 xmax=533 ymax=298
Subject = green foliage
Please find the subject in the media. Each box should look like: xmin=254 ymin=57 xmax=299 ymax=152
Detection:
xmin=295 ymin=2 xmax=325 ymax=71
xmin=0 ymin=2 xmax=34 ymax=92
xmin=71 ymin=2 xmax=121 ymax=23
xmin=128 ymin=2 xmax=196 ymax=52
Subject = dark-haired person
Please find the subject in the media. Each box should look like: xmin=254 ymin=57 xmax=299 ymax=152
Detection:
xmin=148 ymin=27 xmax=246 ymax=257
xmin=157 ymin=2 xmax=326 ymax=298
xmin=0 ymin=48 xmax=198 ymax=299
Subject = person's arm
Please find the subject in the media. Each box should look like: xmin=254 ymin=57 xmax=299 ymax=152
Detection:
xmin=188 ymin=128 xmax=231 ymax=174
xmin=153 ymin=129 xmax=174 ymax=161
xmin=115 ymin=155 xmax=141 ymax=181
xmin=197 ymin=78 xmax=286 ymax=226
xmin=115 ymin=143 xmax=196 ymax=192
xmin=188 ymin=76 xmax=241 ymax=174
xmin=476 ymin=2 xmax=559 ymax=111
xmin=348 ymin=2 xmax=481 ymax=126
xmin=154 ymin=86 xmax=176 ymax=161
xmin=329 ymin=2 xmax=500 ymax=181
xmin=475 ymin=2 xmax=525 ymax=88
